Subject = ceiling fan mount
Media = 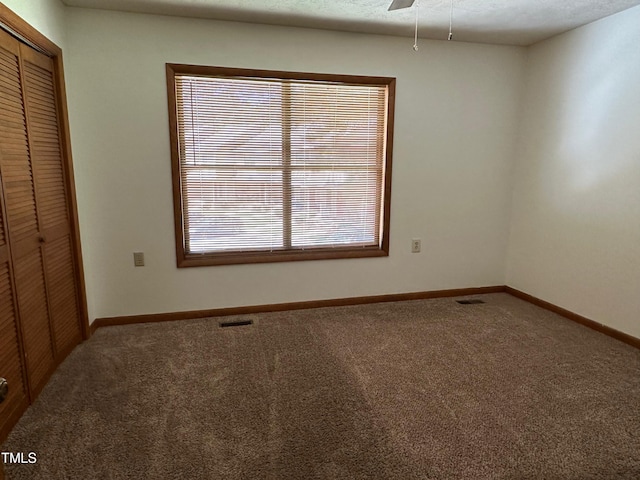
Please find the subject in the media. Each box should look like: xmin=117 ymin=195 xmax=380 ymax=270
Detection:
xmin=388 ymin=0 xmax=455 ymax=44
xmin=388 ymin=0 xmax=415 ymax=11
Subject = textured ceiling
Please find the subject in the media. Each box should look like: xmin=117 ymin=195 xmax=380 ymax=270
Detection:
xmin=61 ymin=0 xmax=640 ymax=46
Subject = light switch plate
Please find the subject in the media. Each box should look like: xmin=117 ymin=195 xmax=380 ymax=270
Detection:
xmin=133 ymin=252 xmax=145 ymax=267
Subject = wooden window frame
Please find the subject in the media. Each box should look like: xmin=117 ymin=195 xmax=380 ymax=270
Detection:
xmin=166 ymin=64 xmax=395 ymax=267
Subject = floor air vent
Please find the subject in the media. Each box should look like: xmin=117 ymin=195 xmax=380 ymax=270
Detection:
xmin=456 ymin=299 xmax=485 ymax=305
xmin=219 ymin=319 xmax=253 ymax=328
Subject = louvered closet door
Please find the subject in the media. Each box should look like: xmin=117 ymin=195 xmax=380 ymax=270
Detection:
xmin=0 ymin=29 xmax=55 ymax=396
xmin=0 ymin=29 xmax=33 ymax=424
xmin=20 ymin=45 xmax=83 ymax=359
xmin=0 ymin=163 xmax=28 ymax=440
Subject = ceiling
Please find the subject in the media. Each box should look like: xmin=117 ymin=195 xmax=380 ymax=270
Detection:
xmin=61 ymin=0 xmax=640 ymax=46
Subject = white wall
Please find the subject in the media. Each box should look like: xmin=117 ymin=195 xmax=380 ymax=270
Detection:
xmin=64 ymin=8 xmax=526 ymax=321
xmin=2 ymin=0 xmax=66 ymax=49
xmin=507 ymin=6 xmax=640 ymax=337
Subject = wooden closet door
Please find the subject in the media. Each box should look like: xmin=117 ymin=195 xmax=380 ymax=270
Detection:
xmin=0 ymin=29 xmax=34 ymax=427
xmin=0 ymin=158 xmax=28 ymax=441
xmin=0 ymin=29 xmax=55 ymax=397
xmin=20 ymin=44 xmax=83 ymax=359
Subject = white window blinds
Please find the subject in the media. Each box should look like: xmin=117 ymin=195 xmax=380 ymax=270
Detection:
xmin=169 ymin=66 xmax=394 ymax=265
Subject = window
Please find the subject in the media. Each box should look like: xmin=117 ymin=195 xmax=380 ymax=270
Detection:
xmin=166 ymin=64 xmax=395 ymax=267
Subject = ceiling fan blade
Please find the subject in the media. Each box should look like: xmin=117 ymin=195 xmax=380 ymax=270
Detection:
xmin=388 ymin=0 xmax=415 ymax=11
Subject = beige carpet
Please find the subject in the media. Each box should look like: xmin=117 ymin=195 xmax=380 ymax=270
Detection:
xmin=3 ymin=293 xmax=640 ymax=479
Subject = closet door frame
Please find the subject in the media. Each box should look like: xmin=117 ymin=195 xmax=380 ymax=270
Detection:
xmin=0 ymin=4 xmax=90 ymax=342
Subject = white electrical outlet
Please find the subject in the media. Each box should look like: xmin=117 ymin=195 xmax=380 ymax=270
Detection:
xmin=133 ymin=252 xmax=145 ymax=267
xmin=411 ymin=239 xmax=421 ymax=253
